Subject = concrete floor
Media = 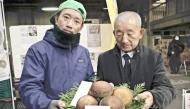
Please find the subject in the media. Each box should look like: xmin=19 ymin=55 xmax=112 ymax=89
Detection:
xmin=166 ymin=68 xmax=190 ymax=109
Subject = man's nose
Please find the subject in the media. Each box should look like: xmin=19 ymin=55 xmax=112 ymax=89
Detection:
xmin=121 ymin=34 xmax=129 ymax=43
xmin=66 ymin=20 xmax=73 ymax=29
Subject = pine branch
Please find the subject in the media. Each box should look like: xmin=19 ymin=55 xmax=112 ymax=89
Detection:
xmin=59 ymin=83 xmax=79 ymax=109
xmin=118 ymin=83 xmax=130 ymax=88
xmin=127 ymin=83 xmax=146 ymax=109
xmin=127 ymin=98 xmax=146 ymax=109
xmin=133 ymin=82 xmax=145 ymax=97
xmin=91 ymin=76 xmax=99 ymax=82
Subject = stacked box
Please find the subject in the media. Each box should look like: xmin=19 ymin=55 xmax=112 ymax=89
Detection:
xmin=158 ymin=40 xmax=162 ymax=45
xmin=155 ymin=39 xmax=172 ymax=67
xmin=183 ymin=48 xmax=189 ymax=52
xmin=184 ymin=43 xmax=188 ymax=48
xmin=162 ymin=49 xmax=168 ymax=55
xmin=155 ymin=39 xmax=190 ymax=67
xmin=180 ymin=49 xmax=190 ymax=62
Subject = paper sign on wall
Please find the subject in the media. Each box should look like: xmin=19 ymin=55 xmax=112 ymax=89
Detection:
xmin=87 ymin=25 xmax=101 ymax=47
xmin=20 ymin=26 xmax=38 ymax=50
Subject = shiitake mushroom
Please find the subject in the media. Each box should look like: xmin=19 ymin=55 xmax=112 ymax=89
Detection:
xmin=76 ymin=95 xmax=98 ymax=109
xmin=88 ymin=81 xmax=114 ymax=98
xmin=99 ymin=96 xmax=124 ymax=109
xmin=112 ymin=87 xmax=133 ymax=107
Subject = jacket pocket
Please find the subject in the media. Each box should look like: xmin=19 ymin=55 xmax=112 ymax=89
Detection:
xmin=75 ymin=62 xmax=88 ymax=80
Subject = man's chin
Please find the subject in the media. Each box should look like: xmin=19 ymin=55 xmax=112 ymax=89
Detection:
xmin=121 ymin=47 xmax=133 ymax=52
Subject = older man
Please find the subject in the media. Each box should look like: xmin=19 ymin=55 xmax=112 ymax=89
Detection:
xmin=19 ymin=0 xmax=94 ymax=109
xmin=97 ymin=11 xmax=176 ymax=109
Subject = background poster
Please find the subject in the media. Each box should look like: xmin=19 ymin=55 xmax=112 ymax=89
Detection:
xmin=90 ymin=52 xmax=102 ymax=73
xmin=20 ymin=26 xmax=38 ymax=50
xmin=87 ymin=25 xmax=101 ymax=47
xmin=0 ymin=51 xmax=10 ymax=81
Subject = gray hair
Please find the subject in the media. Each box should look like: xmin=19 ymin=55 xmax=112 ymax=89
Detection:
xmin=114 ymin=11 xmax=142 ymax=28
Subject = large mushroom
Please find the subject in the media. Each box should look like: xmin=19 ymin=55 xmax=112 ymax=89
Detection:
xmin=99 ymin=96 xmax=124 ymax=109
xmin=76 ymin=95 xmax=98 ymax=109
xmin=112 ymin=87 xmax=133 ymax=107
xmin=88 ymin=81 xmax=114 ymax=98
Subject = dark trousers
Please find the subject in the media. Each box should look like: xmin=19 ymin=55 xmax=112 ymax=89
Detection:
xmin=169 ymin=54 xmax=181 ymax=74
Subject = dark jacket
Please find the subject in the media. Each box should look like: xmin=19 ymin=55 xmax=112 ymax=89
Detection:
xmin=167 ymin=41 xmax=184 ymax=57
xmin=97 ymin=44 xmax=176 ymax=109
xmin=19 ymin=29 xmax=94 ymax=109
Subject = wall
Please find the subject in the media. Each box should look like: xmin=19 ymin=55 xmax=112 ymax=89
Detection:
xmin=4 ymin=7 xmax=109 ymax=50
xmin=9 ymin=24 xmax=113 ymax=78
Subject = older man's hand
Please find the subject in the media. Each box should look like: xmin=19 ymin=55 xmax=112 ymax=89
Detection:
xmin=135 ymin=91 xmax=154 ymax=109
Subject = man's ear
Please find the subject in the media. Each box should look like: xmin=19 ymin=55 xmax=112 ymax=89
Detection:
xmin=113 ymin=30 xmax=115 ymax=36
xmin=54 ymin=15 xmax=58 ymax=25
xmin=139 ymin=28 xmax=145 ymax=39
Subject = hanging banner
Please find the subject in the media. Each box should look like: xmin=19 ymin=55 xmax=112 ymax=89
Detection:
xmin=0 ymin=3 xmax=4 ymax=51
xmin=0 ymin=29 xmax=3 ymax=51
xmin=0 ymin=50 xmax=10 ymax=81
xmin=106 ymin=0 xmax=118 ymax=49
xmin=0 ymin=1 xmax=10 ymax=81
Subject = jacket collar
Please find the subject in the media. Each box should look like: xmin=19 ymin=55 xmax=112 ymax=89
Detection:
xmin=113 ymin=43 xmax=141 ymax=57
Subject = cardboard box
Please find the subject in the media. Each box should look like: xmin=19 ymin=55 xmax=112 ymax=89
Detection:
xmin=184 ymin=43 xmax=187 ymax=47
xmin=158 ymin=40 xmax=162 ymax=44
xmin=162 ymin=49 xmax=168 ymax=55
xmin=183 ymin=48 xmax=189 ymax=53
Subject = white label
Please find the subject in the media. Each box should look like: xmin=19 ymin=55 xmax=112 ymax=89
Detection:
xmin=70 ymin=81 xmax=92 ymax=107
xmin=85 ymin=106 xmax=110 ymax=109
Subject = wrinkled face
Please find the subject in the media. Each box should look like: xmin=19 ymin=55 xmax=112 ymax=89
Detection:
xmin=54 ymin=9 xmax=83 ymax=34
xmin=113 ymin=19 xmax=144 ymax=52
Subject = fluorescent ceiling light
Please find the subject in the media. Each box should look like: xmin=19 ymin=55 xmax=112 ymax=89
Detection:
xmin=103 ymin=8 xmax=108 ymax=10
xmin=42 ymin=7 xmax=58 ymax=11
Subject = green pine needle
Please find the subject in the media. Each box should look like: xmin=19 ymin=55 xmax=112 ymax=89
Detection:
xmin=127 ymin=98 xmax=146 ymax=109
xmin=59 ymin=83 xmax=79 ymax=109
xmin=118 ymin=83 xmax=130 ymax=88
xmin=91 ymin=76 xmax=99 ymax=82
xmin=133 ymin=82 xmax=145 ymax=97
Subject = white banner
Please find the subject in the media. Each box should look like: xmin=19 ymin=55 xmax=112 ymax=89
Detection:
xmin=0 ymin=2 xmax=4 ymax=51
xmin=0 ymin=29 xmax=3 ymax=51
xmin=0 ymin=50 xmax=10 ymax=81
xmin=185 ymin=93 xmax=190 ymax=109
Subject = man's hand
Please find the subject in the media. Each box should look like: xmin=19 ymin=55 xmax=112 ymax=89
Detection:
xmin=48 ymin=100 xmax=66 ymax=109
xmin=135 ymin=91 xmax=154 ymax=109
